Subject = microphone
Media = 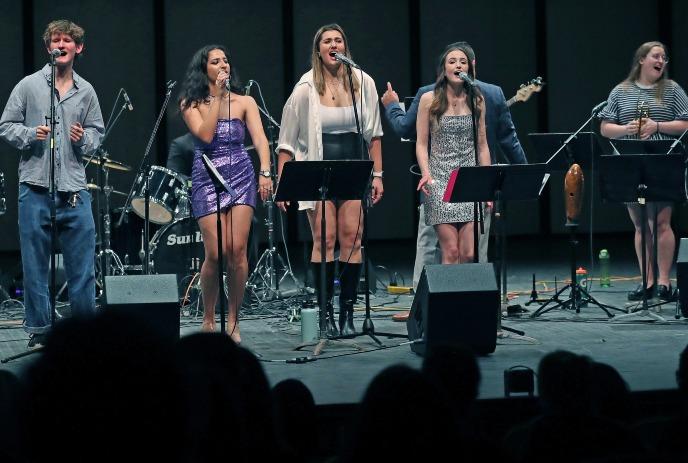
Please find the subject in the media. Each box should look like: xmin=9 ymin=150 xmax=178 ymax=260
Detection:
xmin=122 ymin=89 xmax=134 ymax=111
xmin=49 ymin=49 xmax=66 ymax=57
xmin=458 ymin=72 xmax=475 ymax=87
xmin=244 ymin=80 xmax=254 ymax=96
xmin=333 ymin=52 xmax=361 ymax=69
xmin=591 ymin=101 xmax=608 ymax=116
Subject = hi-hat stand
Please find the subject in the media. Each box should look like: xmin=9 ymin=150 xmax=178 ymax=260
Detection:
xmin=245 ymin=80 xmax=302 ymax=303
xmin=88 ymin=88 xmax=133 ymax=284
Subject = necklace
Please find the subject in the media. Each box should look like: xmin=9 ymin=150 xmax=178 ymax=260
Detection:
xmin=325 ymin=78 xmax=342 ymax=101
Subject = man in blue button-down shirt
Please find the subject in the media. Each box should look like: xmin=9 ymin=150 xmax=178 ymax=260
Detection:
xmin=381 ymin=42 xmax=527 ymax=294
xmin=0 ymin=19 xmax=104 ymax=347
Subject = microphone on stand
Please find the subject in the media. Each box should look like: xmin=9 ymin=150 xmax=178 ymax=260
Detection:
xmin=122 ymin=89 xmax=134 ymax=111
xmin=244 ymin=80 xmax=254 ymax=95
xmin=49 ymin=49 xmax=66 ymax=57
xmin=591 ymin=101 xmax=608 ymax=117
xmin=333 ymin=52 xmax=361 ymax=69
xmin=458 ymin=72 xmax=476 ymax=87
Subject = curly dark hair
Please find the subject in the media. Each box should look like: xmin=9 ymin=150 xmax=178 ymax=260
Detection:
xmin=178 ymin=45 xmax=243 ymax=111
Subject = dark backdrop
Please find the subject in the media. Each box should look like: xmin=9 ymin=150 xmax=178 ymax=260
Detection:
xmin=0 ymin=0 xmax=686 ymax=252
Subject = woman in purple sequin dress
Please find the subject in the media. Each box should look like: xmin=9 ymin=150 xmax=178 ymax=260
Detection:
xmin=180 ymin=45 xmax=272 ymax=342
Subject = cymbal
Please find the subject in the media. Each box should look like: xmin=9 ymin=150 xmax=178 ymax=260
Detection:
xmin=86 ymin=183 xmax=128 ymax=197
xmin=83 ymin=155 xmax=131 ymax=171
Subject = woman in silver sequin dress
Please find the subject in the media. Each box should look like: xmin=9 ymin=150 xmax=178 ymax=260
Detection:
xmin=416 ymin=44 xmax=491 ymax=264
xmin=180 ymin=45 xmax=272 ymax=342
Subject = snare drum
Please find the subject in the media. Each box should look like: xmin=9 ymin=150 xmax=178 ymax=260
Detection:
xmin=151 ymin=217 xmax=204 ymax=294
xmin=131 ymin=166 xmax=187 ymax=224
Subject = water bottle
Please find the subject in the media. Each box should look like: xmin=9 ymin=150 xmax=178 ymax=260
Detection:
xmin=300 ymin=300 xmax=318 ymax=343
xmin=599 ymin=249 xmax=611 ymax=287
xmin=575 ymin=267 xmax=588 ymax=307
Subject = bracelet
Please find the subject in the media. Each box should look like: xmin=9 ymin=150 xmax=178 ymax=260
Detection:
xmin=372 ymin=171 xmax=384 ymax=179
xmin=656 ymin=121 xmax=660 ymax=134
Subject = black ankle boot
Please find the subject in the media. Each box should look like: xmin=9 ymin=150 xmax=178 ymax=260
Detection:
xmin=338 ymin=262 xmax=361 ymax=336
xmin=312 ymin=261 xmax=338 ymax=337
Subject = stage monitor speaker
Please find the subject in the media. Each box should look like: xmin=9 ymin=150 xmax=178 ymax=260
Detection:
xmin=677 ymin=238 xmax=688 ymax=318
xmin=407 ymin=263 xmax=498 ymax=356
xmin=104 ymin=274 xmax=180 ymax=341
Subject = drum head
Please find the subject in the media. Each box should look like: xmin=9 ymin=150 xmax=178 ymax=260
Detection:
xmin=131 ymin=166 xmax=187 ymax=224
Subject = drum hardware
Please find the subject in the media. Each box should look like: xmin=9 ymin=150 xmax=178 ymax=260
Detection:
xmin=117 ymin=80 xmax=177 ymax=275
xmin=86 ymin=183 xmax=128 ymax=197
xmin=244 ymin=81 xmax=302 ymax=304
xmin=246 ymin=191 xmax=301 ymax=303
xmin=0 ymin=171 xmax=6 ymax=215
xmin=130 ymin=166 xmax=187 ymax=224
xmin=94 ymin=161 xmax=126 ymax=281
xmin=83 ymin=151 xmax=132 ymax=171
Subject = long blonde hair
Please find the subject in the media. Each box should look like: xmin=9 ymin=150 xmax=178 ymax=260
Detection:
xmin=311 ymin=24 xmax=360 ymax=96
xmin=429 ymin=43 xmax=483 ymax=131
xmin=621 ymin=41 xmax=671 ymax=104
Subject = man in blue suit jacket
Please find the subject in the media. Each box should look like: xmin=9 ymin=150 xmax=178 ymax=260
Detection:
xmin=381 ymin=41 xmax=527 ymax=292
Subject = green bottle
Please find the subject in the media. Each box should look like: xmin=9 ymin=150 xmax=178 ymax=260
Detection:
xmin=599 ymin=249 xmax=611 ymax=287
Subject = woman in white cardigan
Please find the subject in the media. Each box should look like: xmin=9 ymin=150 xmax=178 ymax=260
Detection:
xmin=276 ymin=23 xmax=383 ymax=337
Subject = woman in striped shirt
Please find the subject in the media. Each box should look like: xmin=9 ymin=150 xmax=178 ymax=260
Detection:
xmin=600 ymin=41 xmax=688 ymax=302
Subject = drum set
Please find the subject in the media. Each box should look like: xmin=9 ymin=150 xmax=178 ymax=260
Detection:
xmin=86 ymin=152 xmax=203 ymax=299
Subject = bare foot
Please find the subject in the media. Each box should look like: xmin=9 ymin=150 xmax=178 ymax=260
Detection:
xmin=228 ymin=324 xmax=241 ymax=344
xmin=201 ymin=321 xmax=216 ymax=332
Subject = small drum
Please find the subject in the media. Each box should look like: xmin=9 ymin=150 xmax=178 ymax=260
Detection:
xmin=131 ymin=166 xmax=187 ymax=224
xmin=151 ymin=217 xmax=204 ymax=294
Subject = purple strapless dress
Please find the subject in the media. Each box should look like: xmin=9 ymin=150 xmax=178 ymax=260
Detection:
xmin=191 ymin=118 xmax=257 ymax=218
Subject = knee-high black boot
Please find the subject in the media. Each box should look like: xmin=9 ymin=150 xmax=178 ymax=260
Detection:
xmin=312 ymin=261 xmax=338 ymax=337
xmin=338 ymin=262 xmax=362 ymax=336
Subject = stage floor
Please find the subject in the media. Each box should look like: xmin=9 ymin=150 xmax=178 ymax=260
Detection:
xmin=1 ymin=235 xmax=686 ymax=404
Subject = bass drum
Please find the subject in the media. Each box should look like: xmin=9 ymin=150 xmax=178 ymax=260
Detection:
xmin=151 ymin=217 xmax=204 ymax=297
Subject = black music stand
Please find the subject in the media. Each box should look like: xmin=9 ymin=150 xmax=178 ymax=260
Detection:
xmin=275 ymin=160 xmax=373 ymax=346
xmin=201 ymin=154 xmax=237 ymax=335
xmin=599 ymin=154 xmax=686 ymax=321
xmin=445 ymin=164 xmax=549 ymax=303
xmin=443 ymin=164 xmax=547 ymax=337
xmin=609 ymin=139 xmax=684 ymax=155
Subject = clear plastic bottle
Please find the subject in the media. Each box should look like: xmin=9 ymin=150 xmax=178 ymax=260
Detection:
xmin=599 ymin=249 xmax=611 ymax=287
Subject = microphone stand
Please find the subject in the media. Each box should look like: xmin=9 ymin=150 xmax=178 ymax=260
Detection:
xmin=337 ymin=63 xmax=405 ymax=346
xmin=3 ymin=52 xmax=60 ymax=362
xmin=667 ymin=128 xmax=688 ymax=155
xmin=465 ymin=80 xmax=482 ymax=263
xmin=532 ymin=104 xmax=620 ymax=318
xmin=117 ymin=80 xmax=176 ymax=276
xmin=201 ymin=154 xmax=228 ymax=335
xmin=48 ymin=54 xmax=59 ymax=329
